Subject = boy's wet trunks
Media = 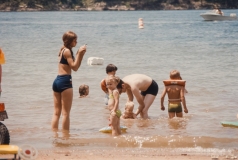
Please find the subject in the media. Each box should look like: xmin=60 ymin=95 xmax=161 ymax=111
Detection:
xmin=168 ymin=103 xmax=182 ymax=113
xmin=141 ymin=80 xmax=159 ymax=96
xmin=52 ymin=75 xmax=72 ymax=93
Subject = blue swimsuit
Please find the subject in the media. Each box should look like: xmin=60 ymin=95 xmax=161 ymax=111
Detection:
xmin=52 ymin=49 xmax=74 ymax=93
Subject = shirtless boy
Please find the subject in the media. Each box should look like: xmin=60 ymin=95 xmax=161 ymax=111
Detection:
xmin=117 ymin=74 xmax=159 ymax=119
xmin=160 ymin=70 xmax=188 ymax=118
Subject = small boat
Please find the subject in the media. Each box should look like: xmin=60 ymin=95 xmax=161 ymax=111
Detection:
xmin=200 ymin=10 xmax=237 ymax=21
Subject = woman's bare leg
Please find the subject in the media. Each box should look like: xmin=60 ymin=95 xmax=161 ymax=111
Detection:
xmin=61 ymin=88 xmax=73 ymax=131
xmin=51 ymin=91 xmax=62 ymax=130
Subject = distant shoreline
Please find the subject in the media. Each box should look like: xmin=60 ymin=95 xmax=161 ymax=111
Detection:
xmin=0 ymin=1 xmax=236 ymax=12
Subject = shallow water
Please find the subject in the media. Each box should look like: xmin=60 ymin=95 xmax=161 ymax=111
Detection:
xmin=0 ymin=10 xmax=238 ymax=155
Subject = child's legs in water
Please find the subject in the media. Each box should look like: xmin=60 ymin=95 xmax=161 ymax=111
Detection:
xmin=176 ymin=112 xmax=183 ymax=117
xmin=110 ymin=113 xmax=120 ymax=136
xmin=169 ymin=112 xmax=176 ymax=119
xmin=169 ymin=112 xmax=183 ymax=118
xmin=117 ymin=117 xmax=121 ymax=135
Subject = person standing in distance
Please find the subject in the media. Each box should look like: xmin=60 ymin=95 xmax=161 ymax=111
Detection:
xmin=52 ymin=31 xmax=86 ymax=132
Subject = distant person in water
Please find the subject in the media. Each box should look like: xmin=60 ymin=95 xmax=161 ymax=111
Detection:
xmin=160 ymin=70 xmax=188 ymax=119
xmin=52 ymin=31 xmax=86 ymax=132
xmin=117 ymin=74 xmax=159 ymax=119
xmin=79 ymin=84 xmax=89 ymax=98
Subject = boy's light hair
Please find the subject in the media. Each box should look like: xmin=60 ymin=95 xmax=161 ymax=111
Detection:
xmin=125 ymin=101 xmax=134 ymax=110
xmin=170 ymin=70 xmax=181 ymax=79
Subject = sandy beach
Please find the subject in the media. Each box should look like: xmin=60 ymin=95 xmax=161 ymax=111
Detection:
xmin=1 ymin=147 xmax=230 ymax=160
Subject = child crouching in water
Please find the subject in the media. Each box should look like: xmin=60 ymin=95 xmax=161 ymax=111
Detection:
xmin=106 ymin=76 xmax=121 ymax=136
xmin=160 ymin=70 xmax=188 ymax=119
xmin=121 ymin=101 xmax=137 ymax=119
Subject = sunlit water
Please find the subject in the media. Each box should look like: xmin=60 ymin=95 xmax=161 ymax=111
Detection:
xmin=0 ymin=10 xmax=238 ymax=155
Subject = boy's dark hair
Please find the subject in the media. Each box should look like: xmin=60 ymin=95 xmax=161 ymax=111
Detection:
xmin=117 ymin=79 xmax=124 ymax=89
xmin=106 ymin=64 xmax=117 ymax=74
xmin=79 ymin=84 xmax=89 ymax=96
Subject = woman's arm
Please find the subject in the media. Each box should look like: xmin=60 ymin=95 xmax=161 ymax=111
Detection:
xmin=66 ymin=45 xmax=86 ymax=71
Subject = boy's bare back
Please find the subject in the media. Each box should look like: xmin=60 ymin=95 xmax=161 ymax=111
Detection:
xmin=166 ymin=85 xmax=185 ymax=102
xmin=160 ymin=70 xmax=188 ymax=118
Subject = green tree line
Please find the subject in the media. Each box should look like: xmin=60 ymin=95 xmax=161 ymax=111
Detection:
xmin=0 ymin=0 xmax=237 ymax=10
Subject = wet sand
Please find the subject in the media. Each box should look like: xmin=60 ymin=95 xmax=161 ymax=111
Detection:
xmin=1 ymin=148 xmax=228 ymax=160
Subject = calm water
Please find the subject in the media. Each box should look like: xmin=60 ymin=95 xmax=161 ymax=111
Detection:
xmin=0 ymin=10 xmax=238 ymax=155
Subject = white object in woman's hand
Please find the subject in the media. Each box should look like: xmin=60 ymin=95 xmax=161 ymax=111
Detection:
xmin=77 ymin=45 xmax=86 ymax=55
